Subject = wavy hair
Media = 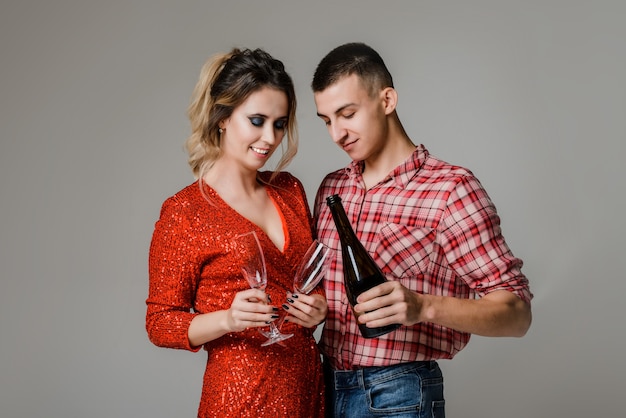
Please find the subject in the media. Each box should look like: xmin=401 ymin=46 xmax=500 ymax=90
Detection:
xmin=185 ymin=48 xmax=298 ymax=185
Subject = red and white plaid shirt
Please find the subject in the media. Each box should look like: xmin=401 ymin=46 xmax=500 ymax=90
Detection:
xmin=313 ymin=145 xmax=532 ymax=370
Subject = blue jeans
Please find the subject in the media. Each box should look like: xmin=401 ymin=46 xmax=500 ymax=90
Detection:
xmin=323 ymin=359 xmax=445 ymax=417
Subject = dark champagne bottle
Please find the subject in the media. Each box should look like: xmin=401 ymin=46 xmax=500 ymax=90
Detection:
xmin=326 ymin=194 xmax=401 ymax=338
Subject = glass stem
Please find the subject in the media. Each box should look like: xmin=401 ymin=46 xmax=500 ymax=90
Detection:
xmin=273 ymin=310 xmax=288 ymax=332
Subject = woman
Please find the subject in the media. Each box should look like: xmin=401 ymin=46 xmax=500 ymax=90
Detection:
xmin=146 ymin=48 xmax=326 ymax=417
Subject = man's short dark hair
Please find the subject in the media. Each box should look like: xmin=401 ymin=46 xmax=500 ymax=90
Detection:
xmin=311 ymin=42 xmax=394 ymax=97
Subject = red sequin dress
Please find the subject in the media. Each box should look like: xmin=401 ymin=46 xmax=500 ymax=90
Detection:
xmin=146 ymin=172 xmax=325 ymax=417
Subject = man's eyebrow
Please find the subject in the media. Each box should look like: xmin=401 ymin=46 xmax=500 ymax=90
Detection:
xmin=317 ymin=103 xmax=356 ymax=118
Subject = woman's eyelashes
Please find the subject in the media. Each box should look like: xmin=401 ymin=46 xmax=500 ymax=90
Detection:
xmin=248 ymin=116 xmax=287 ymax=130
xmin=274 ymin=119 xmax=287 ymax=130
xmin=249 ymin=116 xmax=264 ymax=127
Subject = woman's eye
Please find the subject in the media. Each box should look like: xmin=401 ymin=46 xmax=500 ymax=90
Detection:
xmin=274 ymin=120 xmax=287 ymax=130
xmin=343 ymin=112 xmax=355 ymax=119
xmin=249 ymin=117 xmax=264 ymax=127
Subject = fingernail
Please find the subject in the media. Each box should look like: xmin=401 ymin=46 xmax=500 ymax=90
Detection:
xmin=271 ymin=315 xmax=279 ymax=319
xmin=267 ymin=295 xmax=272 ymax=303
xmin=273 ymin=307 xmax=279 ymax=312
xmin=265 ymin=321 xmax=271 ymax=324
xmin=282 ymin=304 xmax=290 ymax=310
xmin=287 ymin=298 xmax=295 ymax=304
xmin=291 ymin=294 xmax=298 ymax=299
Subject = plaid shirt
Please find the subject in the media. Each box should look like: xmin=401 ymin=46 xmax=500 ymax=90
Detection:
xmin=313 ymin=145 xmax=532 ymax=370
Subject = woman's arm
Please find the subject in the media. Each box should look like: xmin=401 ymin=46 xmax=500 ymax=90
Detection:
xmin=187 ymin=288 xmax=278 ymax=347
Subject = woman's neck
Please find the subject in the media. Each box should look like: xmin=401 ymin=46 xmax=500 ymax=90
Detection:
xmin=202 ymin=161 xmax=262 ymax=199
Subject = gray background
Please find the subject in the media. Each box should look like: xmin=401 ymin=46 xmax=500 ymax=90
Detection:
xmin=1 ymin=1 xmax=624 ymax=417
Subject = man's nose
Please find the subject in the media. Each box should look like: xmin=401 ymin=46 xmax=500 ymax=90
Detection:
xmin=329 ymin=122 xmax=346 ymax=143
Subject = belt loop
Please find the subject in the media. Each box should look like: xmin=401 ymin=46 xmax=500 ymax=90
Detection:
xmin=357 ymin=369 xmax=365 ymax=390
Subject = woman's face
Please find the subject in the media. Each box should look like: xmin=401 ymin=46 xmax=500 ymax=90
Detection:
xmin=219 ymin=87 xmax=288 ymax=172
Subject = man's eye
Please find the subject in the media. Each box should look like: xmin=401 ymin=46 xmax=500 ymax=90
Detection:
xmin=274 ymin=120 xmax=287 ymax=130
xmin=249 ymin=117 xmax=264 ymax=127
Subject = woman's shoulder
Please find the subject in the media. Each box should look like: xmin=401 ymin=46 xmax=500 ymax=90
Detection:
xmin=258 ymin=171 xmax=303 ymax=190
xmin=158 ymin=181 xmax=204 ymax=213
xmin=259 ymin=171 xmax=311 ymax=220
xmin=165 ymin=180 xmax=200 ymax=199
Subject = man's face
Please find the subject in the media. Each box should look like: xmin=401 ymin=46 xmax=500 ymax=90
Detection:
xmin=314 ymin=74 xmax=388 ymax=162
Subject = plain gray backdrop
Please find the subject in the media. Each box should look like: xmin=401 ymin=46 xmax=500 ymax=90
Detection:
xmin=1 ymin=1 xmax=624 ymax=417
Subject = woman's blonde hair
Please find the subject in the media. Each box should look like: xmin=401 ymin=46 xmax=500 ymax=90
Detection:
xmin=185 ymin=48 xmax=298 ymax=185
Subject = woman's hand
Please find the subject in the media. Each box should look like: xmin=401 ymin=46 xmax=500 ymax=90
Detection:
xmin=282 ymin=293 xmax=328 ymax=328
xmin=188 ymin=288 xmax=277 ymax=347
xmin=226 ymin=288 xmax=278 ymax=332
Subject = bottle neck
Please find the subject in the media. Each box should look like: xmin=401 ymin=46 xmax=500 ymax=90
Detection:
xmin=326 ymin=197 xmax=358 ymax=242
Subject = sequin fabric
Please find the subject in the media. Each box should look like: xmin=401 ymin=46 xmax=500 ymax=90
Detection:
xmin=146 ymin=171 xmax=325 ymax=417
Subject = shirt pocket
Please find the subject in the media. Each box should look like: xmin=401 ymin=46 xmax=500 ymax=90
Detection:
xmin=374 ymin=223 xmax=436 ymax=285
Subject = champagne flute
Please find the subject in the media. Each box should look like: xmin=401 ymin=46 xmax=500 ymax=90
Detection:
xmin=232 ymin=231 xmax=281 ymax=340
xmin=260 ymin=240 xmax=334 ymax=346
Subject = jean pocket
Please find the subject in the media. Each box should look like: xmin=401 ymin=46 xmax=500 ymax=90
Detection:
xmin=366 ymin=365 xmax=445 ymax=417
xmin=366 ymin=370 xmax=420 ymax=415
xmin=431 ymin=400 xmax=446 ymax=418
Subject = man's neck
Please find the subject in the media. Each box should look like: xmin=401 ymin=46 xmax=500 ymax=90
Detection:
xmin=362 ymin=133 xmax=415 ymax=190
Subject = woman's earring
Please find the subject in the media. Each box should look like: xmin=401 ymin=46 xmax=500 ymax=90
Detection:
xmin=218 ymin=128 xmax=223 ymax=134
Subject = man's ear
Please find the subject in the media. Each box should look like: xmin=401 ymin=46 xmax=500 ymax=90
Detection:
xmin=380 ymin=87 xmax=398 ymax=115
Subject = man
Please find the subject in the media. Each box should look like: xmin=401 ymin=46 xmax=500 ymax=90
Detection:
xmin=311 ymin=42 xmax=532 ymax=417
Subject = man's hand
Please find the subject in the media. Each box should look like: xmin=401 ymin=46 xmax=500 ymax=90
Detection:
xmin=353 ymin=281 xmax=423 ymax=328
xmin=353 ymin=281 xmax=531 ymax=337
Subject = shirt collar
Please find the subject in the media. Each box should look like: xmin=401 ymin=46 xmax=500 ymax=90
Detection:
xmin=343 ymin=144 xmax=429 ymax=188
xmin=344 ymin=159 xmax=363 ymax=180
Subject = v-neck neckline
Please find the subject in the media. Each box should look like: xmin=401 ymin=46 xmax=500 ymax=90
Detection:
xmin=201 ymin=181 xmax=288 ymax=254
